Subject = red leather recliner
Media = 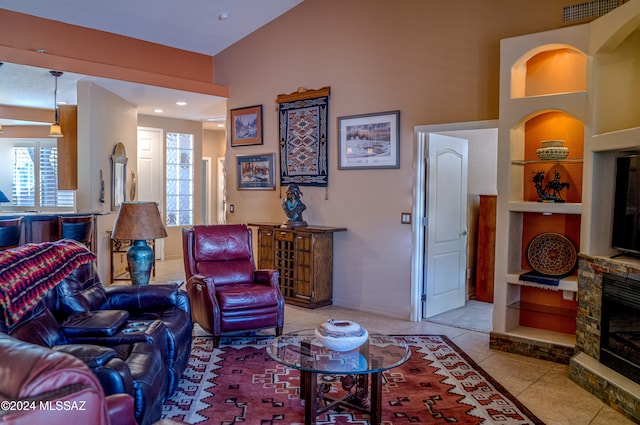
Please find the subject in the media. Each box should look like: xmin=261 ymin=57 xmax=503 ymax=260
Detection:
xmin=182 ymin=225 xmax=284 ymax=347
xmin=0 ymin=333 xmax=137 ymax=425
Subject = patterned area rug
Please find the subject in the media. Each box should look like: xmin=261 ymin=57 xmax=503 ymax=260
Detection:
xmin=162 ymin=335 xmax=544 ymax=424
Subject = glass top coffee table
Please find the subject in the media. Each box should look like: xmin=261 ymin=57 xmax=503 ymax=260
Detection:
xmin=266 ymin=329 xmax=411 ymax=425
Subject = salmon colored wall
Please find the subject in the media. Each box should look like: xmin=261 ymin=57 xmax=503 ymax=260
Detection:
xmin=523 ymin=111 xmax=584 ymax=203
xmin=519 ymin=286 xmax=578 ymax=334
xmin=521 ymin=212 xmax=581 ymax=270
xmin=525 ymin=48 xmax=587 ymax=97
xmin=213 ymin=0 xmax=568 ymax=319
xmin=0 ymin=9 xmax=228 ymax=97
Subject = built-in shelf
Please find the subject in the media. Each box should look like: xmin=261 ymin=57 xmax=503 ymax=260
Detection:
xmin=507 ymin=201 xmax=582 ymax=214
xmin=506 ymin=272 xmax=578 ymax=293
xmin=511 ymin=158 xmax=583 ymax=165
xmin=498 ymin=326 xmax=576 ymax=347
xmin=508 ymin=300 xmax=577 ymax=318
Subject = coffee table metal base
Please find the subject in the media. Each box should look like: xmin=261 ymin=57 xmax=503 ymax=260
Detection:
xmin=300 ymin=369 xmax=382 ymax=425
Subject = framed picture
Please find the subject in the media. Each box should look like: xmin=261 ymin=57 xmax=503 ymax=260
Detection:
xmin=230 ymin=105 xmax=263 ymax=146
xmin=338 ymin=110 xmax=400 ymax=169
xmin=236 ymin=153 xmax=276 ymax=190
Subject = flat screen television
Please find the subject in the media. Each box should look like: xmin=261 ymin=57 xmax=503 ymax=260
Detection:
xmin=612 ymin=153 xmax=640 ymax=254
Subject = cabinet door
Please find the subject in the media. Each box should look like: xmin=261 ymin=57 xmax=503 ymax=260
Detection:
xmin=294 ymin=233 xmax=313 ymax=301
xmin=256 ymin=227 xmax=275 ymax=269
xmin=274 ymin=230 xmax=295 ymax=299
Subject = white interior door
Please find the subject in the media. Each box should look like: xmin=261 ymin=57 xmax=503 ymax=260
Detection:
xmin=137 ymin=127 xmax=165 ymax=259
xmin=423 ymin=133 xmax=468 ymax=318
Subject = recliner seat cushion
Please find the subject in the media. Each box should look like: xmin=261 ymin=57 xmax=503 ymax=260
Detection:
xmin=195 ymin=261 xmax=254 ymax=285
xmin=216 ymin=283 xmax=280 ymax=310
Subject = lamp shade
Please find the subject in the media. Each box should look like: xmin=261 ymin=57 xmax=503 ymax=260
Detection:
xmin=0 ymin=190 xmax=9 ymax=203
xmin=111 ymin=202 xmax=168 ymax=241
xmin=49 ymin=123 xmax=63 ymax=138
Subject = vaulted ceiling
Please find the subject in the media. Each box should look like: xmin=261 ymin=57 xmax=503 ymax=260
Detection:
xmin=0 ymin=1 xmax=304 ymax=127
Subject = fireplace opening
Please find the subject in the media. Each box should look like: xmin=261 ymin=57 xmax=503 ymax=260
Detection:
xmin=601 ymin=273 xmax=640 ymax=385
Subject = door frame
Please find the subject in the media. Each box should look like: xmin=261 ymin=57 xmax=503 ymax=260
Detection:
xmin=411 ymin=120 xmax=498 ymax=321
xmin=137 ymin=126 xmax=165 ymax=259
xmin=202 ymin=157 xmax=212 ymax=225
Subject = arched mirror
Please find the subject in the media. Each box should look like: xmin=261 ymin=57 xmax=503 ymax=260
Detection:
xmin=111 ymin=143 xmax=128 ymax=210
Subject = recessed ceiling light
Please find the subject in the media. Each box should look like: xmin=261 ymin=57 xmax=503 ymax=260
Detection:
xmin=154 ymin=109 xmax=164 ymax=113
xmin=175 ymin=101 xmax=187 ymax=106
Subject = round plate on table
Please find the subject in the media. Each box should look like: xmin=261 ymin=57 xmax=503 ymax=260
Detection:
xmin=527 ymin=232 xmax=577 ymax=276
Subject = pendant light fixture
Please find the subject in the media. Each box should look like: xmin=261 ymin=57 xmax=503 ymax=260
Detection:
xmin=49 ymin=70 xmax=64 ymax=138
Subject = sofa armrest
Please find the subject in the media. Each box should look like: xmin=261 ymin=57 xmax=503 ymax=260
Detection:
xmin=104 ymin=283 xmax=188 ymax=313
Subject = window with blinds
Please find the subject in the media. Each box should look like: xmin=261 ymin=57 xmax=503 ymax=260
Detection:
xmin=165 ymin=132 xmax=193 ymax=226
xmin=11 ymin=141 xmax=75 ymax=209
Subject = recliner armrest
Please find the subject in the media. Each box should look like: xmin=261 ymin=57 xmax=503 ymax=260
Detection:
xmin=254 ymin=269 xmax=280 ymax=288
xmin=52 ymin=344 xmax=135 ymax=396
xmin=53 ymin=343 xmax=116 ymax=368
xmin=61 ymin=310 xmax=129 ymax=337
xmin=105 ymin=393 xmax=137 ymax=425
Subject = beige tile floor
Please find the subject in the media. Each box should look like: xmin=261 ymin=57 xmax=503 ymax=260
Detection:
xmin=153 ymin=258 xmax=636 ymax=425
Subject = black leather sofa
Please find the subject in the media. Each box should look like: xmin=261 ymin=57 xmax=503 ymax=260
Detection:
xmin=0 ymin=243 xmax=192 ymax=425
xmin=47 ymin=261 xmax=193 ymax=395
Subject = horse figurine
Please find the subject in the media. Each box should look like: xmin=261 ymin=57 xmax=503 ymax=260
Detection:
xmin=532 ymin=170 xmax=569 ymax=202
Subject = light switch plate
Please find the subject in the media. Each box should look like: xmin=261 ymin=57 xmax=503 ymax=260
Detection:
xmin=401 ymin=212 xmax=411 ymax=224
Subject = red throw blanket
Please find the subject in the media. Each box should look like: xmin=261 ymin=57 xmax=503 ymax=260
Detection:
xmin=0 ymin=239 xmax=97 ymax=327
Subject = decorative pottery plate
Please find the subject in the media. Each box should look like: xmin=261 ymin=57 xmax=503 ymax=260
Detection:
xmin=527 ymin=232 xmax=577 ymax=276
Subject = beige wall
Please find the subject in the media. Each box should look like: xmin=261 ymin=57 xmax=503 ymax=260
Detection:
xmin=203 ymin=129 xmax=227 ymax=224
xmin=77 ymin=81 xmax=138 ymax=282
xmin=214 ymin=0 xmax=566 ymax=319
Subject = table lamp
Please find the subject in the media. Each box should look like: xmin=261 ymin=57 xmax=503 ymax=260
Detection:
xmin=111 ymin=201 xmax=167 ymax=286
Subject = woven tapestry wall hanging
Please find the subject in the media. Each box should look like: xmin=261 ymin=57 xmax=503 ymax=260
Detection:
xmin=277 ymin=86 xmax=330 ymax=187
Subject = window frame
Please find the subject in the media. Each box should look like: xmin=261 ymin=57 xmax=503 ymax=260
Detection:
xmin=9 ymin=139 xmax=75 ymax=212
xmin=165 ymin=132 xmax=194 ymax=226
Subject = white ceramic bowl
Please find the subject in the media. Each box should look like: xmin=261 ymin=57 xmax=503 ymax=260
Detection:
xmin=315 ymin=319 xmax=369 ymax=351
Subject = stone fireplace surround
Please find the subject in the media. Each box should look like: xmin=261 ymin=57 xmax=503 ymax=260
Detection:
xmin=571 ymin=254 xmax=640 ymax=422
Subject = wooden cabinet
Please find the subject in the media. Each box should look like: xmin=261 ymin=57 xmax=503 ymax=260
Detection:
xmin=57 ymin=105 xmax=78 ymax=190
xmin=251 ymin=223 xmax=346 ymax=309
xmin=475 ymin=195 xmax=496 ymax=303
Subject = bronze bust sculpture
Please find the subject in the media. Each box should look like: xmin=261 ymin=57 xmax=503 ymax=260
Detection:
xmin=282 ymin=184 xmax=308 ymax=228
